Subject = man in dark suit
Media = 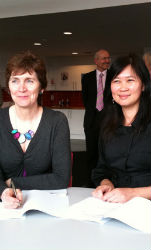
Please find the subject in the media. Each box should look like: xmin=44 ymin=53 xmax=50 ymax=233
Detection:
xmin=82 ymin=49 xmax=111 ymax=187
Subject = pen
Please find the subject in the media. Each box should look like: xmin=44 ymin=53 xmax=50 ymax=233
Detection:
xmin=11 ymin=180 xmax=21 ymax=205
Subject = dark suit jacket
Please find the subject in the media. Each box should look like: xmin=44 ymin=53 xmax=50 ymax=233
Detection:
xmin=82 ymin=70 xmax=97 ymax=129
xmin=82 ymin=70 xmax=108 ymax=129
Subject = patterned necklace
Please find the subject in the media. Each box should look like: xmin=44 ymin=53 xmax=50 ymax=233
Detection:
xmin=11 ymin=107 xmax=35 ymax=144
xmin=11 ymin=129 xmax=34 ymax=144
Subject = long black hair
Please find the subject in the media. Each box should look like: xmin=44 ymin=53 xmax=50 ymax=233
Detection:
xmin=101 ymin=53 xmax=151 ymax=141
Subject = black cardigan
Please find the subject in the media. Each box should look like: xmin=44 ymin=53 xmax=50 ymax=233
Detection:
xmin=0 ymin=107 xmax=71 ymax=195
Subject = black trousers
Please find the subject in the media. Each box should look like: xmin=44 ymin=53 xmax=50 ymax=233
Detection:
xmin=84 ymin=111 xmax=101 ymax=188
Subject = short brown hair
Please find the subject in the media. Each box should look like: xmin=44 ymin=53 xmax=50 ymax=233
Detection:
xmin=6 ymin=50 xmax=47 ymax=90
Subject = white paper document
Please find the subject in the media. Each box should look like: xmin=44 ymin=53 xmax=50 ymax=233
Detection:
xmin=59 ymin=196 xmax=151 ymax=234
xmin=0 ymin=189 xmax=150 ymax=234
xmin=0 ymin=189 xmax=69 ymax=220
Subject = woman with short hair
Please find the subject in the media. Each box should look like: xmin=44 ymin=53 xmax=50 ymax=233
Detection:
xmin=0 ymin=51 xmax=71 ymax=208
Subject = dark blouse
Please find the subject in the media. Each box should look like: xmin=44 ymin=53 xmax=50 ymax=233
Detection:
xmin=0 ymin=107 xmax=71 ymax=195
xmin=92 ymin=117 xmax=151 ymax=188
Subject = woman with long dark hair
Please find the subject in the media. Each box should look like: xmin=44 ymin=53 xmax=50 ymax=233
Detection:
xmin=92 ymin=54 xmax=151 ymax=202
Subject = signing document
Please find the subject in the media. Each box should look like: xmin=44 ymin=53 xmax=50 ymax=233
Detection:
xmin=0 ymin=189 xmax=69 ymax=219
xmin=59 ymin=196 xmax=151 ymax=234
xmin=0 ymin=189 xmax=150 ymax=233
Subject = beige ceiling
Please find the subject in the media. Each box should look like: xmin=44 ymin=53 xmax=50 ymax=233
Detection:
xmin=0 ymin=2 xmax=150 ymax=57
xmin=0 ymin=0 xmax=147 ymax=18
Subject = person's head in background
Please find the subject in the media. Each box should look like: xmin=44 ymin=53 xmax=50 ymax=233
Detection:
xmin=6 ymin=51 xmax=47 ymax=106
xmin=143 ymin=51 xmax=151 ymax=76
xmin=102 ymin=53 xmax=151 ymax=139
xmin=94 ymin=49 xmax=111 ymax=72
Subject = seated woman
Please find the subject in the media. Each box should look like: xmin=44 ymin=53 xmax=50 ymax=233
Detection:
xmin=92 ymin=54 xmax=151 ymax=203
xmin=0 ymin=51 xmax=71 ymax=208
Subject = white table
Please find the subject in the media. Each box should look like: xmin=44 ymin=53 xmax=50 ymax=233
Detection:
xmin=0 ymin=187 xmax=150 ymax=250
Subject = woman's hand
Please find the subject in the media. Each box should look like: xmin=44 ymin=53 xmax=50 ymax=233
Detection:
xmin=5 ymin=178 xmax=11 ymax=187
xmin=1 ymin=188 xmax=23 ymax=209
xmin=92 ymin=179 xmax=114 ymax=200
xmin=102 ymin=188 xmax=135 ymax=203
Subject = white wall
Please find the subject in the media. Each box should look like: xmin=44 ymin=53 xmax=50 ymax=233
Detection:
xmin=47 ymin=65 xmax=95 ymax=91
xmin=46 ymin=55 xmax=95 ymax=90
